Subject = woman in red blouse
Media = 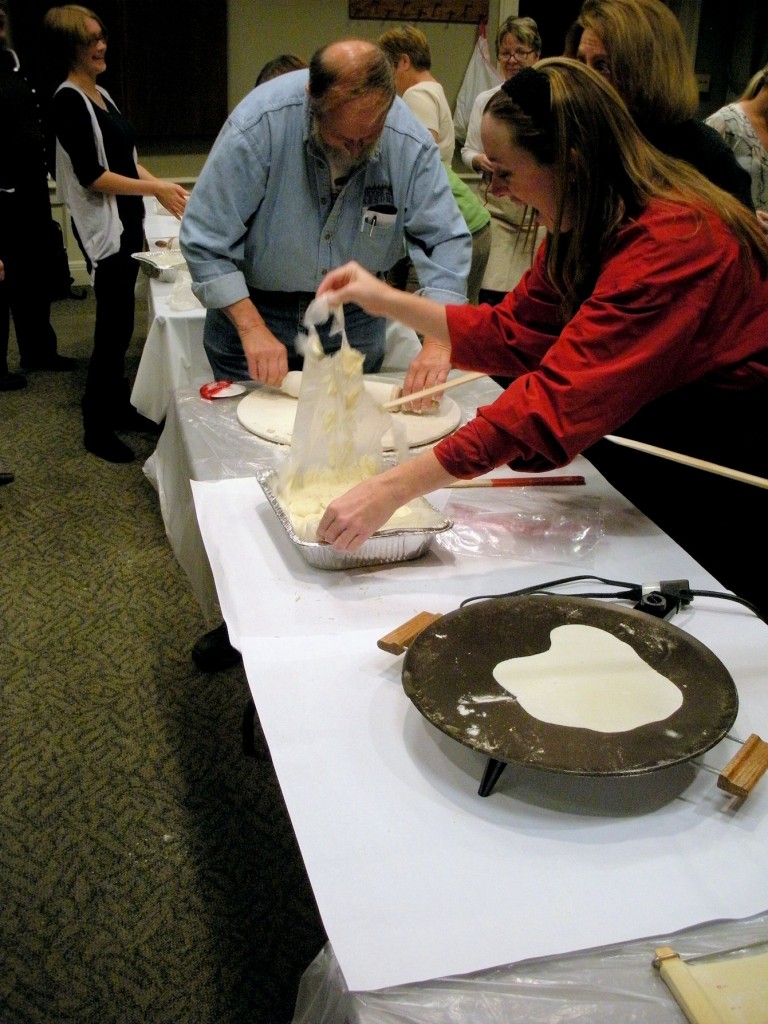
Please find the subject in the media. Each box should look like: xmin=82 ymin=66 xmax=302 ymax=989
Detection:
xmin=316 ymin=59 xmax=768 ymax=612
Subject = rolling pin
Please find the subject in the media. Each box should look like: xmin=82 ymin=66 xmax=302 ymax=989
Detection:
xmin=383 ymin=371 xmax=486 ymax=411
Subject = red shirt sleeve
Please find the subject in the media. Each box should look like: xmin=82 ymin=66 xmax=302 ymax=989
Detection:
xmin=435 ymin=202 xmax=768 ymax=478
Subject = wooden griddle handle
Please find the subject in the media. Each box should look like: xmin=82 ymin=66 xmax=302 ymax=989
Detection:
xmin=717 ymin=733 xmax=768 ymax=799
xmin=377 ymin=611 xmax=443 ymax=655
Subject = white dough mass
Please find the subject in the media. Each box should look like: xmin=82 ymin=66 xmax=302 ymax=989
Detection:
xmin=269 ymin=331 xmax=446 ymax=541
xmin=276 ymin=465 xmax=443 ymax=540
xmin=492 ymin=624 xmax=683 ymax=733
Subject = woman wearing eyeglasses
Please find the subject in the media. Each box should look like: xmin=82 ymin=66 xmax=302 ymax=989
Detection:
xmin=316 ymin=59 xmax=768 ymax=614
xmin=462 ymin=17 xmax=541 ymax=177
xmin=43 ymin=4 xmax=189 ymax=462
xmin=461 ymin=17 xmax=542 ymax=306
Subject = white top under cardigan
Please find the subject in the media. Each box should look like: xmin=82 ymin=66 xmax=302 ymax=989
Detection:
xmin=53 ymin=82 xmax=130 ymax=268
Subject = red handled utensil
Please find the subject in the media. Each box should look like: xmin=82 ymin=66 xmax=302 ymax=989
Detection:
xmin=199 ymin=380 xmax=246 ymax=400
xmin=446 ymin=475 xmax=585 ymax=488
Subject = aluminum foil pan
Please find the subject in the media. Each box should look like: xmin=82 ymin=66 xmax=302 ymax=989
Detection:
xmin=257 ymin=470 xmax=453 ymax=570
xmin=131 ymin=250 xmax=186 ymax=282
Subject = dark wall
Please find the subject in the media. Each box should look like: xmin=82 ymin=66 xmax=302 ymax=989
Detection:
xmin=518 ymin=1 xmax=585 ymax=57
xmin=696 ymin=0 xmax=768 ymax=115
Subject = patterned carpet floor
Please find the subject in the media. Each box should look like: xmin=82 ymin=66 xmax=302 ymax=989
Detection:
xmin=0 ymin=288 xmax=326 ymax=1024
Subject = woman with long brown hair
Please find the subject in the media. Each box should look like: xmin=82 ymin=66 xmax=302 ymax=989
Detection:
xmin=707 ymin=63 xmax=768 ymax=214
xmin=314 ymin=59 xmax=768 ymax=614
xmin=572 ymin=0 xmax=754 ymax=209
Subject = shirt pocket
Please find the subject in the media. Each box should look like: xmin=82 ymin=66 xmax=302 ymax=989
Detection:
xmin=353 ymin=205 xmax=403 ymax=269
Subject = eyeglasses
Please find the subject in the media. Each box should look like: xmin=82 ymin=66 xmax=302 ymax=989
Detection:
xmin=499 ymin=47 xmax=535 ymax=63
xmin=84 ymin=31 xmax=107 ymax=46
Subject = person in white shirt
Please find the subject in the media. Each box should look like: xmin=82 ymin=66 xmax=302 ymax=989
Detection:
xmin=378 ymin=25 xmax=490 ymax=303
xmin=461 ymin=16 xmax=542 ymax=305
xmin=707 ymin=63 xmax=768 ymax=215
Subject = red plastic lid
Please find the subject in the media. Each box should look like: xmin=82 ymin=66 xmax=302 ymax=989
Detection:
xmin=199 ymin=380 xmax=234 ymax=399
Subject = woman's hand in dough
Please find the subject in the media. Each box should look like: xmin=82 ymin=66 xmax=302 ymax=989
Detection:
xmin=316 ymin=476 xmax=400 ymax=552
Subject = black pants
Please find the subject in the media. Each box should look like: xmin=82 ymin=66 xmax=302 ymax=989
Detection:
xmin=82 ymin=227 xmax=142 ymax=426
xmin=0 ymin=191 xmax=59 ymax=370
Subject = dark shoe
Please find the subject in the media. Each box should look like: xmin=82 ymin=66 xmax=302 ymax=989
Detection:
xmin=84 ymin=429 xmax=135 ymax=464
xmin=114 ymin=406 xmax=162 ymax=434
xmin=192 ymin=622 xmax=242 ymax=672
xmin=0 ymin=372 xmax=27 ymax=391
xmin=0 ymin=469 xmax=14 ymax=486
xmin=21 ymin=354 xmax=77 ymax=372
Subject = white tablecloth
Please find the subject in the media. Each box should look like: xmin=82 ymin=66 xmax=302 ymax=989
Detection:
xmin=131 ymin=277 xmax=210 ymax=424
xmin=131 ymin=205 xmax=212 ymax=423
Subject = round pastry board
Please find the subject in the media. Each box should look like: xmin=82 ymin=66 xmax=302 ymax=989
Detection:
xmin=236 ymin=379 xmax=462 ymax=449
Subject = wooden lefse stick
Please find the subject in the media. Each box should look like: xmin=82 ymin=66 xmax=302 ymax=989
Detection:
xmin=605 ymin=434 xmax=768 ymax=490
xmin=653 ymin=947 xmax=724 ymax=1024
xmin=383 ymin=371 xmax=486 ymax=411
xmin=447 ymin=475 xmax=585 ymax=488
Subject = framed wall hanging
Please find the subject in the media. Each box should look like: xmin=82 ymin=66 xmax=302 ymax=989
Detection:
xmin=349 ymin=0 xmax=489 ymax=23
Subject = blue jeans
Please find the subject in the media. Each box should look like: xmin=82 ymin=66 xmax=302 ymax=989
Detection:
xmin=203 ymin=289 xmax=386 ymax=380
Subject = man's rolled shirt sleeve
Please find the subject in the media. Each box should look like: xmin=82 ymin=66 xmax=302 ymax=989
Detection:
xmin=180 ymin=111 xmax=271 ymax=309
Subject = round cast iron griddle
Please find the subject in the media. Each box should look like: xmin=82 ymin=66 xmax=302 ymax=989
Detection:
xmin=401 ymin=595 xmax=738 ymax=777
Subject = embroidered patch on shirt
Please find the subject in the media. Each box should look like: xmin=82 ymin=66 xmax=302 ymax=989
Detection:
xmin=363 ymin=184 xmax=394 ymax=208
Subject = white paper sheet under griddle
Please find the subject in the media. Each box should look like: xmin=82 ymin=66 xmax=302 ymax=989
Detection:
xmin=191 ymin=476 xmax=768 ymax=994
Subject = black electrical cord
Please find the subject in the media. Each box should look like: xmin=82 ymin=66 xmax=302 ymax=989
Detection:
xmin=685 ymin=589 xmax=764 ymax=621
xmin=459 ymin=574 xmax=766 ymax=623
xmin=460 ymin=575 xmax=646 ymax=608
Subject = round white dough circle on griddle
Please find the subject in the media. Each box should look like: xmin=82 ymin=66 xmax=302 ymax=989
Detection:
xmin=492 ymin=624 xmax=684 ymax=733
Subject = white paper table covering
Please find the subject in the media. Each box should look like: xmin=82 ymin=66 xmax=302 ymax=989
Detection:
xmin=191 ymin=475 xmax=768 ymax=993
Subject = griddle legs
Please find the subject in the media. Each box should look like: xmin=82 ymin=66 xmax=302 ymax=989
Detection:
xmin=478 ymin=757 xmax=507 ymax=797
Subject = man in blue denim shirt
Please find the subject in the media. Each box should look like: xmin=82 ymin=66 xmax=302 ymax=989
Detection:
xmin=180 ymin=39 xmax=471 ymax=389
